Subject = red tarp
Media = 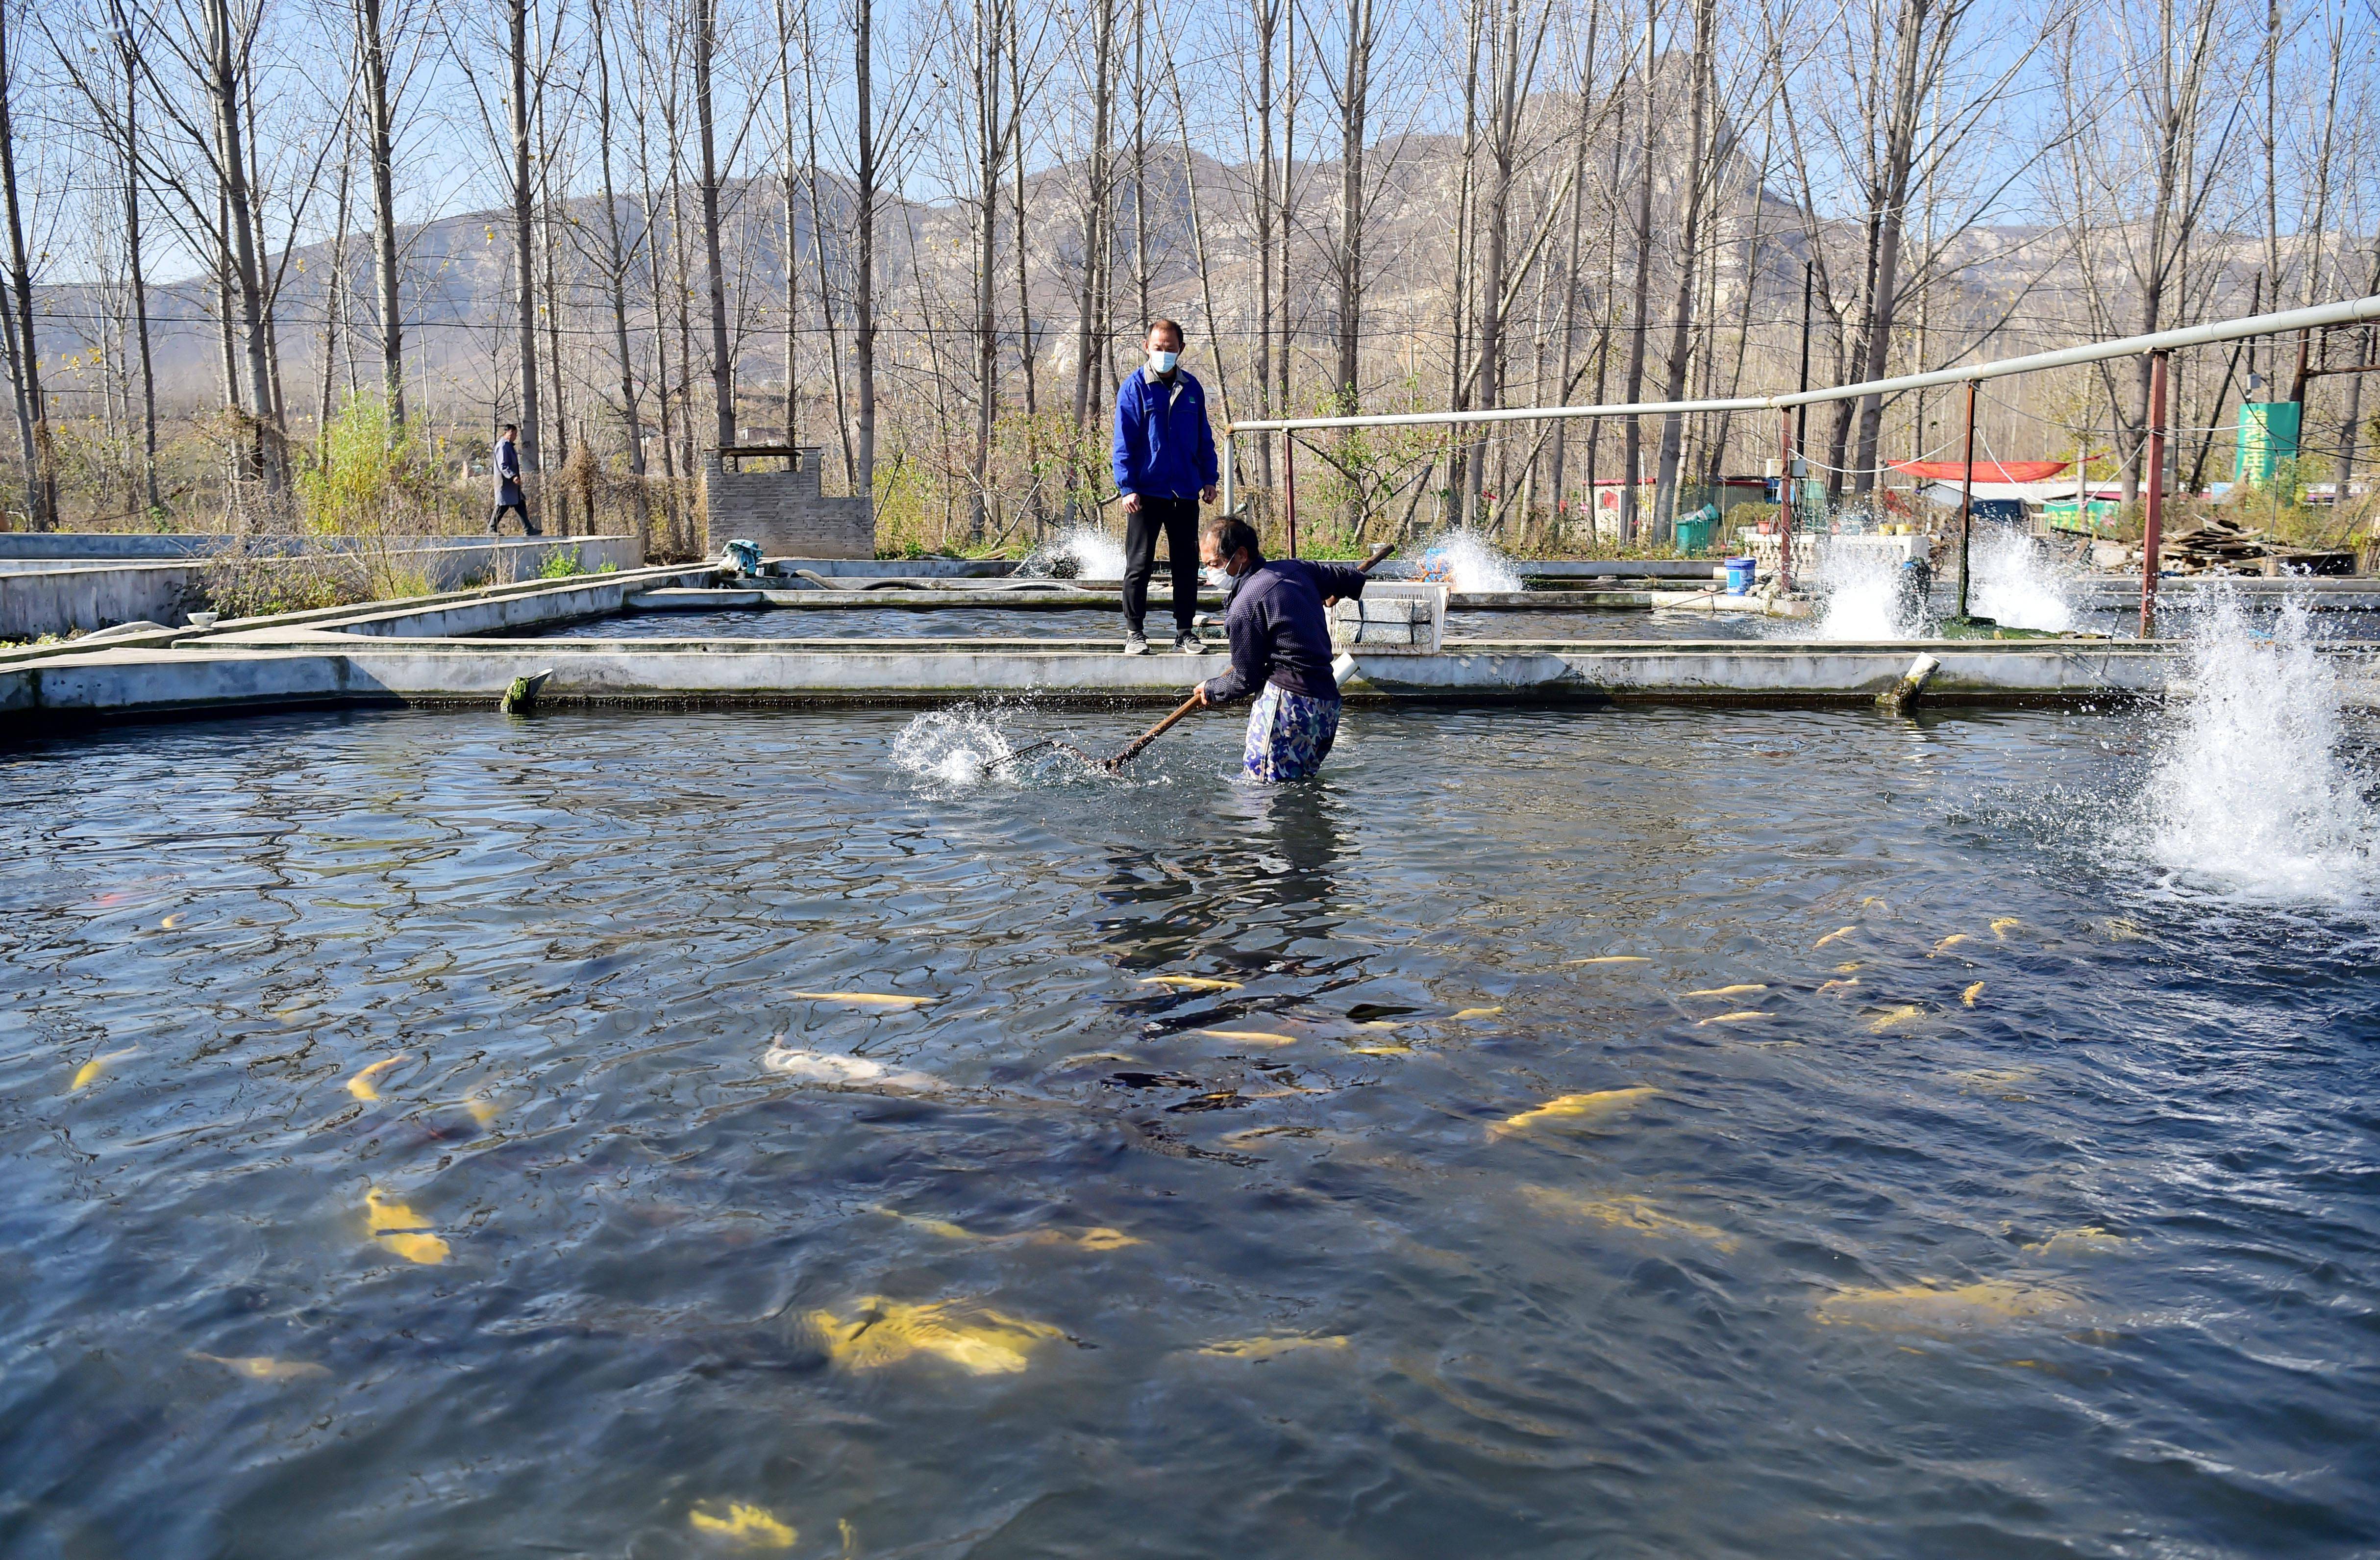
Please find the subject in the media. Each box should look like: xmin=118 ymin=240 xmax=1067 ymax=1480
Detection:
xmin=1887 ymin=458 xmax=2073 ymax=483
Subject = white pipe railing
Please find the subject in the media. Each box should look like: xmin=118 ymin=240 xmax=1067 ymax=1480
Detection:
xmin=1221 ymin=294 xmax=2380 ymax=442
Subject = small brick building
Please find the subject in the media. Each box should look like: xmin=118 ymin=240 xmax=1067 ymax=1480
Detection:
xmin=703 ymin=447 xmax=873 ymax=560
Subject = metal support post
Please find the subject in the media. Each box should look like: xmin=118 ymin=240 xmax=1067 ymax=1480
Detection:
xmin=1956 ymin=379 xmax=1978 ymax=620
xmin=1283 ymin=430 xmax=1298 ymax=558
xmin=1777 ymin=407 xmax=1795 ymax=594
xmin=2141 ymin=349 xmax=2168 ymax=639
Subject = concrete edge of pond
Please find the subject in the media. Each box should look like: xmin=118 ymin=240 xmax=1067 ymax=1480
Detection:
xmin=19 ymin=637 xmax=2380 ymax=732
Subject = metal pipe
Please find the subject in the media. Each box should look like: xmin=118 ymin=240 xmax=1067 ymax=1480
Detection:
xmin=1284 ymin=430 xmax=1297 ymax=558
xmin=1956 ymin=379 xmax=1977 ymax=619
xmin=1777 ymin=406 xmax=1795 ymax=594
xmin=1772 ymin=294 xmax=2380 ymax=413
xmin=1795 ymin=260 xmax=1812 ymax=453
xmin=1226 ymin=294 xmax=2380 ymax=438
xmin=2141 ymin=350 xmax=2168 ymax=639
xmin=1219 ymin=427 xmax=1235 ymax=514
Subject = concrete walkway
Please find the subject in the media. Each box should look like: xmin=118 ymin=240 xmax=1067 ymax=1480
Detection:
xmin=5 ymin=564 xmax=2374 ymax=731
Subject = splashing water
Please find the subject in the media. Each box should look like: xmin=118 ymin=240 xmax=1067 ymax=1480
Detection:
xmin=1809 ymin=539 xmax=1927 ymax=639
xmin=1022 ymin=526 xmax=1126 ymax=581
xmin=891 ymin=707 xmax=1018 ymax=788
xmin=1415 ymin=529 xmax=1524 ymax=593
xmin=2145 ymin=591 xmax=2376 ymax=901
xmin=1969 ymin=526 xmax=2075 ymax=632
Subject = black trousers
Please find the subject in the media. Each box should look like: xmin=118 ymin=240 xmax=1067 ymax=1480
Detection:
xmin=489 ymin=501 xmax=541 ymax=536
xmin=1123 ymin=497 xmax=1201 ymax=635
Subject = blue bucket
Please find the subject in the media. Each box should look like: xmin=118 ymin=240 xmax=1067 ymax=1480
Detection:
xmin=1724 ymin=556 xmax=1757 ymax=595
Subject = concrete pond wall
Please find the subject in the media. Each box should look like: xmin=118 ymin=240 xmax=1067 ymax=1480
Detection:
xmin=0 ymin=535 xmax=641 ymax=640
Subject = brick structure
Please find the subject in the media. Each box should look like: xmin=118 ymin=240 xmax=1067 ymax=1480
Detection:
xmin=703 ymin=447 xmax=873 ymax=560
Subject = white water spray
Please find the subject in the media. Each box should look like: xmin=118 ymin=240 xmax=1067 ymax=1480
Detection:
xmin=1023 ymin=526 xmax=1126 ymax=581
xmin=1416 ymin=528 xmax=1524 ymax=593
xmin=2146 ymin=592 xmax=2376 ymax=901
xmin=891 ymin=706 xmax=1018 ymax=788
xmin=1809 ymin=540 xmax=1927 ymax=639
xmin=1969 ymin=527 xmax=2076 ymax=632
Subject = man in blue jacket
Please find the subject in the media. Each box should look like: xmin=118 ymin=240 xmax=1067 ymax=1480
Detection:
xmin=1113 ymin=319 xmax=1218 ymax=654
xmin=1190 ymin=514 xmax=1370 ymax=782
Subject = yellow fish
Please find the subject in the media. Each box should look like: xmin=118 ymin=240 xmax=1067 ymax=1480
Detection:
xmin=875 ymin=1208 xmax=1141 ymax=1251
xmin=1931 ymin=935 xmax=1971 ymax=956
xmin=1814 ymin=927 xmax=1856 ymax=949
xmin=1814 ymin=1279 xmax=2082 ymax=1332
xmin=1197 ymin=1028 xmax=1298 ymax=1046
xmin=1563 ymin=955 xmax=1649 ymax=965
xmin=1962 ymin=981 xmax=1984 ymax=1007
xmin=1490 ymin=1086 xmax=1658 ymax=1137
xmin=1834 ymin=961 xmax=1862 ymax=973
xmin=1954 ymin=1066 xmax=2038 ymax=1095
xmin=2104 ymin=918 xmax=2153 ymax=943
xmin=189 ymin=1351 xmax=330 ymax=1382
xmin=68 ymin=1047 xmax=138 ymax=1093
xmin=1865 ymin=1005 xmax=1926 ymax=1033
xmin=1195 ymin=1334 xmax=1350 ymax=1359
xmin=160 ymin=913 xmax=183 ymax=930
xmin=1344 ymin=1041 xmax=1415 ymax=1056
xmin=1139 ymin=976 xmax=1243 ymax=991
xmin=460 ymin=1093 xmax=500 ymax=1127
xmin=689 ymin=1502 xmax=797 ymax=1550
xmin=1989 ymin=917 xmax=2023 ymax=938
xmin=2020 ymin=1226 xmax=2132 ymax=1257
xmin=1695 ymin=1011 xmax=1766 ymax=1026
xmin=789 ymin=990 xmax=934 ymax=1007
xmin=1520 ymin=1187 xmax=1737 ymax=1251
xmin=807 ymin=1297 xmax=1063 ymax=1375
xmin=1451 ymin=1006 xmax=1505 ymax=1019
xmin=364 ymin=1187 xmax=450 ymax=1265
xmin=345 ymin=1055 xmax=409 ymax=1102
xmin=1683 ymin=984 xmax=1767 ymax=998
xmin=1817 ymin=978 xmax=1860 ymax=995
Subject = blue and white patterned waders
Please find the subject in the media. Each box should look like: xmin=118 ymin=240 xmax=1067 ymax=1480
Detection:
xmin=1241 ymin=683 xmax=1342 ymax=782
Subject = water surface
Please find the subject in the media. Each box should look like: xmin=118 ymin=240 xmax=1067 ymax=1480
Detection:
xmin=4 ymin=704 xmax=2377 ymax=1558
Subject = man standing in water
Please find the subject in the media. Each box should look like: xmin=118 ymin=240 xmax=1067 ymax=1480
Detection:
xmin=1113 ymin=319 xmax=1218 ymax=655
xmin=1190 ymin=515 xmax=1370 ymax=782
xmin=488 ymin=423 xmax=541 ymax=535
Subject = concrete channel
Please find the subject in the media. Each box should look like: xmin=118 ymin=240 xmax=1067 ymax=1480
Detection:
xmin=4 ymin=558 xmax=2376 ymax=730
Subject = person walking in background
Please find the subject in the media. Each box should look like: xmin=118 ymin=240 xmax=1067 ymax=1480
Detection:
xmin=488 ymin=423 xmax=541 ymax=536
xmin=1113 ymin=319 xmax=1218 ymax=655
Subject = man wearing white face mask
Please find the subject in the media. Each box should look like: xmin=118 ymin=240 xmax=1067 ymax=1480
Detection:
xmin=1112 ymin=318 xmax=1219 ymax=654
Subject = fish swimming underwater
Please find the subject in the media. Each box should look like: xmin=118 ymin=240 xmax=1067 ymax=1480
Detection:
xmin=1490 ymin=1086 xmax=1659 ymax=1137
xmin=805 ymin=1297 xmax=1064 ymax=1375
xmin=364 ymin=1187 xmax=450 ymax=1265
xmin=761 ymin=1046 xmax=944 ymax=1093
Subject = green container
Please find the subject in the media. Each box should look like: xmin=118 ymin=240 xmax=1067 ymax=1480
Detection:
xmin=2236 ymin=401 xmax=2300 ymax=487
xmin=1672 ymin=505 xmax=1720 ymax=554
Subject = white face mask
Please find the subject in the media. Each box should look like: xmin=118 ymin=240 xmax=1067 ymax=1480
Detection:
xmin=1149 ymin=349 xmax=1180 ymax=374
xmin=1202 ymin=564 xmax=1231 ymax=588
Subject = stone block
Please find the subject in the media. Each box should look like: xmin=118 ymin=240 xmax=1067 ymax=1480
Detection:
xmin=704 ymin=448 xmax=874 ymax=560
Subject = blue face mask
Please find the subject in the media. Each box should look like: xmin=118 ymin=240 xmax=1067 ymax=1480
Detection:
xmin=1149 ymin=349 xmax=1180 ymax=375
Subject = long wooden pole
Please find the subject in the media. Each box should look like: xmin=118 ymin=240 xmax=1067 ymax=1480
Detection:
xmin=2140 ymin=350 xmax=2169 ymax=638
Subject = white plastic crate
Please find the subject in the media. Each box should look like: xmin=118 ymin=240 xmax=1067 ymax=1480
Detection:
xmin=1328 ymin=581 xmax=1447 ymax=654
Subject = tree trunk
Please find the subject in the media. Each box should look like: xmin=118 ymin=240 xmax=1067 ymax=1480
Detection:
xmin=0 ymin=1 xmax=49 ymax=526
xmin=852 ymin=0 xmax=878 ymax=495
xmin=506 ymin=0 xmax=542 ymax=507
xmin=1651 ymin=0 xmax=1712 ymax=534
xmin=592 ymin=0 xmax=650 ymax=550
xmin=1618 ymin=5 xmax=1654 ymax=544
xmin=695 ymin=0 xmax=735 ymax=450
xmin=357 ymin=0 xmax=405 ymax=421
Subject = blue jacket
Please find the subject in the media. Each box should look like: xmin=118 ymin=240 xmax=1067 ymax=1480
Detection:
xmin=1113 ymin=367 xmax=1219 ymax=500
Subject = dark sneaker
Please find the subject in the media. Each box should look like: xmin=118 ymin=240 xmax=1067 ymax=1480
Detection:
xmin=1122 ymin=631 xmax=1150 ymax=655
xmin=1174 ymin=632 xmax=1207 ymax=654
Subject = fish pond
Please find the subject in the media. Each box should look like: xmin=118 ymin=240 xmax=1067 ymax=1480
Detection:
xmin=4 ymin=673 xmax=2378 ymax=1557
